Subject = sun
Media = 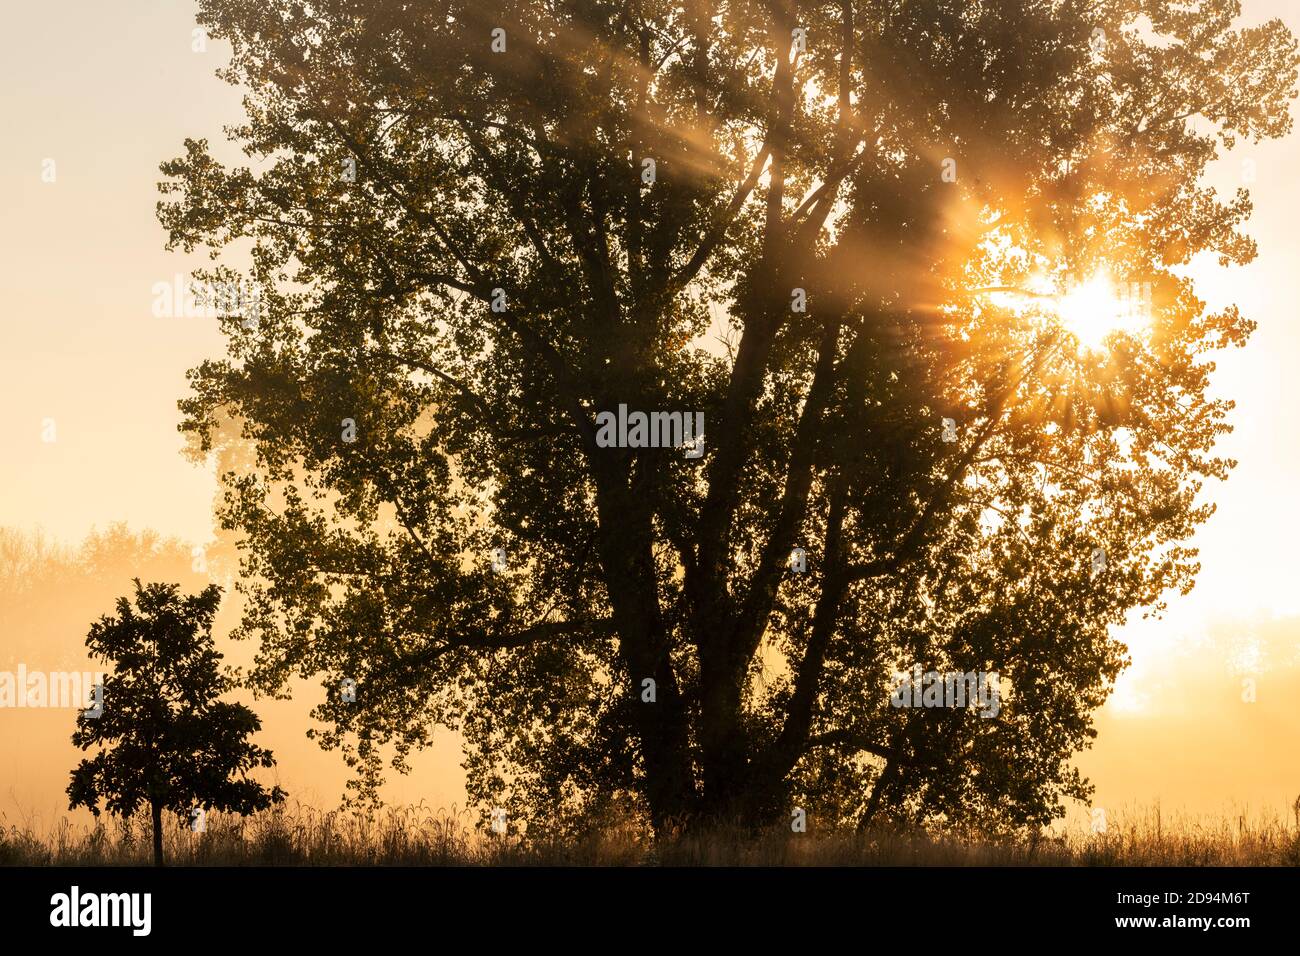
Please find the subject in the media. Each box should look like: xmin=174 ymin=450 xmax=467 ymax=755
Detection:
xmin=972 ymin=266 xmax=1152 ymax=351
xmin=1053 ymin=273 xmax=1146 ymax=350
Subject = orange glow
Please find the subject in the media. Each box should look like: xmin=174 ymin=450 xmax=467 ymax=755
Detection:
xmin=1053 ymin=273 xmax=1147 ymax=350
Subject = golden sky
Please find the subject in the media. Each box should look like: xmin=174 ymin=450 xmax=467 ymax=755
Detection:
xmin=1 ymin=0 xmax=1297 ymax=829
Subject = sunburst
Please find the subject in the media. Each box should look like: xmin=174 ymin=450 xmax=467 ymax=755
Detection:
xmin=1053 ymin=273 xmax=1147 ymax=350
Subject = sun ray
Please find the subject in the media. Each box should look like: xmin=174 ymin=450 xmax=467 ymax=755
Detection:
xmin=1053 ymin=273 xmax=1147 ymax=350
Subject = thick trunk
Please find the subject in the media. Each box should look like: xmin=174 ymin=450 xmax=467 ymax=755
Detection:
xmin=591 ymin=463 xmax=696 ymax=835
xmin=625 ymin=640 xmax=696 ymax=834
xmin=682 ymin=3 xmax=802 ymax=834
xmin=150 ymin=800 xmax=165 ymax=867
xmin=697 ymin=644 xmax=754 ymax=823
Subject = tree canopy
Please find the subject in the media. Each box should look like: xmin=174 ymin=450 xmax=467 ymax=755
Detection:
xmin=161 ymin=0 xmax=1297 ymax=836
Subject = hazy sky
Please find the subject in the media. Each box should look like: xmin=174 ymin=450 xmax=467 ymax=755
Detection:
xmin=1 ymin=0 xmax=1297 ymax=825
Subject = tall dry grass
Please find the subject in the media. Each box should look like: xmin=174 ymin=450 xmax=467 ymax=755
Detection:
xmin=3 ymin=800 xmax=1298 ymax=866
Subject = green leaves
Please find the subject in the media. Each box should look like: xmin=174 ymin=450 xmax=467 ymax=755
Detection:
xmin=164 ymin=0 xmax=1295 ymax=837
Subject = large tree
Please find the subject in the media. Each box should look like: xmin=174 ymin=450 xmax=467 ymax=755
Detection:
xmin=161 ymin=0 xmax=1297 ymax=836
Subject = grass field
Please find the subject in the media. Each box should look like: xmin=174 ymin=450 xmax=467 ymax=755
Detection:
xmin=4 ymin=801 xmax=1300 ymax=866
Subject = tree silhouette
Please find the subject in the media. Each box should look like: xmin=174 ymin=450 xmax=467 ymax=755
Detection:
xmin=68 ymin=581 xmax=285 ymax=864
xmin=161 ymin=0 xmax=1297 ymax=836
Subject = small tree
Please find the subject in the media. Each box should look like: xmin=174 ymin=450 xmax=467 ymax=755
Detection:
xmin=68 ymin=580 xmax=285 ymax=865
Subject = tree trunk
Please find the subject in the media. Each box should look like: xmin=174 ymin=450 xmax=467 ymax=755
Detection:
xmin=151 ymin=800 xmax=165 ymax=867
xmin=858 ymin=759 xmax=897 ymax=832
xmin=698 ymin=648 xmax=753 ymax=823
xmin=590 ymin=465 xmax=697 ymax=836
